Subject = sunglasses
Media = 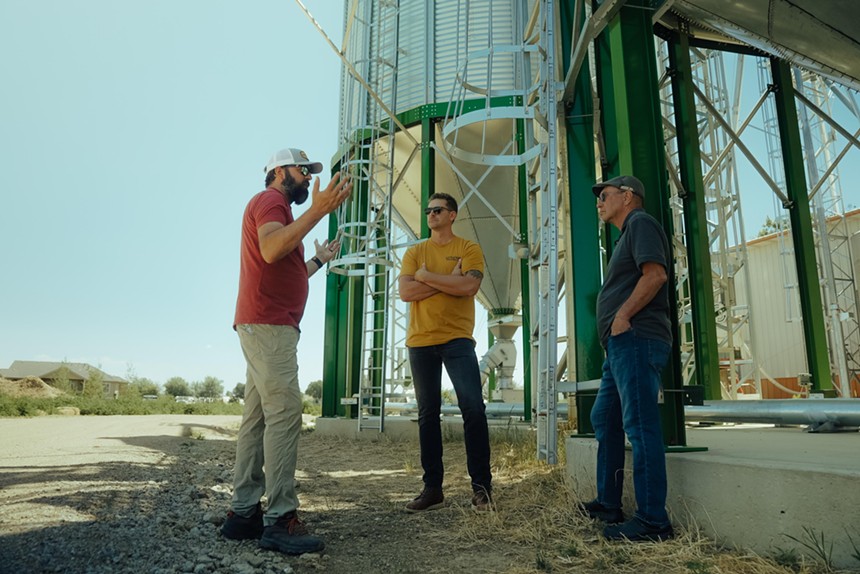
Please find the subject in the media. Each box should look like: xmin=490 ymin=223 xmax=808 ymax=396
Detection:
xmin=597 ymin=187 xmax=633 ymax=202
xmin=424 ymin=206 xmax=452 ymax=215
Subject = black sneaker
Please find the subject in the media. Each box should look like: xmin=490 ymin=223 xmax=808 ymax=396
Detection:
xmin=405 ymin=487 xmax=445 ymax=513
xmin=220 ymin=503 xmax=264 ymax=540
xmin=471 ymin=488 xmax=495 ymax=512
xmin=603 ymin=516 xmax=674 ymax=542
xmin=259 ymin=512 xmax=325 ymax=555
xmin=577 ymin=499 xmax=624 ymax=524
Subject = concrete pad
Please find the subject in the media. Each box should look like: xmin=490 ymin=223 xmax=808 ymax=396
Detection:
xmin=566 ymin=425 xmax=860 ymax=569
xmin=315 ymin=416 xmax=421 ymax=441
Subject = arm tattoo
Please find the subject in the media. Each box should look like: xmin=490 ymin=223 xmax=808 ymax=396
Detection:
xmin=466 ymin=269 xmax=483 ymax=280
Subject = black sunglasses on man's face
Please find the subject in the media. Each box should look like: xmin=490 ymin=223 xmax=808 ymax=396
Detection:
xmin=424 ymin=206 xmax=452 ymax=215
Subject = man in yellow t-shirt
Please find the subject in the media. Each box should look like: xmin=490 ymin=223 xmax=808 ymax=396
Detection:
xmin=399 ymin=192 xmax=493 ymax=513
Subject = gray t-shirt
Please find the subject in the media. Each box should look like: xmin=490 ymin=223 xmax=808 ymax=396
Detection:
xmin=596 ymin=208 xmax=672 ymax=348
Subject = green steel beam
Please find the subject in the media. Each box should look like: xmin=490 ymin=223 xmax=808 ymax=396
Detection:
xmin=654 ymin=25 xmax=765 ymax=57
xmin=561 ymin=0 xmax=603 ymax=433
xmin=344 ymin=145 xmax=371 ymax=417
xmin=593 ymin=3 xmax=622 ymax=257
xmin=322 ymin=209 xmax=344 ymax=418
xmin=770 ymin=58 xmax=833 ymax=394
xmin=667 ymin=31 xmax=721 ymax=401
xmin=516 ymin=118 xmax=532 ymax=422
xmin=322 ymin=157 xmax=359 ymax=417
xmin=421 ymin=117 xmax=434 ymax=239
xmin=601 ymin=0 xmax=687 ymax=447
xmin=397 ymin=97 xmax=521 ymax=127
xmin=371 ymin=218 xmax=387 ymax=404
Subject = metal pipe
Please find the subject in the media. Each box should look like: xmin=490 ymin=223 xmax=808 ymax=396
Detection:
xmin=384 ymin=401 xmax=563 ymax=418
xmin=685 ymin=400 xmax=860 ymax=427
xmin=386 ymin=399 xmax=860 ymax=427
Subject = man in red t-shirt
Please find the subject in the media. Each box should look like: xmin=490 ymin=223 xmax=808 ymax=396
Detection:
xmin=221 ymin=148 xmax=351 ymax=555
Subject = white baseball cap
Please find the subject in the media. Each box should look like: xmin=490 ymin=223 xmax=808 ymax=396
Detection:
xmin=263 ymin=148 xmax=323 ymax=174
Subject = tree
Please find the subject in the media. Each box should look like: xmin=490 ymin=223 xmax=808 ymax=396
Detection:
xmin=196 ymin=376 xmax=224 ymax=399
xmin=52 ymin=363 xmax=73 ymax=394
xmin=230 ymin=383 xmax=246 ymax=403
xmin=128 ymin=377 xmax=159 ymax=397
xmin=305 ymin=380 xmax=323 ymax=402
xmin=164 ymin=376 xmax=191 ymax=397
xmin=82 ymin=368 xmax=105 ymax=398
xmin=757 ymin=215 xmax=790 ymax=237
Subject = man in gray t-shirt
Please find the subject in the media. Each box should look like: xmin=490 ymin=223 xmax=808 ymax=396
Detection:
xmin=578 ymin=175 xmax=675 ymax=543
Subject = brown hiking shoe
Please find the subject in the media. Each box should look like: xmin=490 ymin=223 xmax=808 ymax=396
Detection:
xmin=471 ymin=488 xmax=495 ymax=512
xmin=405 ymin=487 xmax=444 ymax=513
xmin=259 ymin=512 xmax=325 ymax=555
xmin=220 ymin=503 xmax=264 ymax=540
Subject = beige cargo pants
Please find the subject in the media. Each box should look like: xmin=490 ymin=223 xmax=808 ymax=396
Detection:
xmin=231 ymin=324 xmax=303 ymax=526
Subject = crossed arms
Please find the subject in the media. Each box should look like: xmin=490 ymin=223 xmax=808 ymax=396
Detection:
xmin=399 ymin=259 xmax=483 ymax=302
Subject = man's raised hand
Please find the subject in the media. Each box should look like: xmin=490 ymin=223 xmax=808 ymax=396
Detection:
xmin=311 ymin=171 xmax=353 ymax=216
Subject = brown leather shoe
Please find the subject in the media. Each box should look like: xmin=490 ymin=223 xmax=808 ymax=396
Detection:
xmin=471 ymin=488 xmax=495 ymax=512
xmin=405 ymin=487 xmax=444 ymax=513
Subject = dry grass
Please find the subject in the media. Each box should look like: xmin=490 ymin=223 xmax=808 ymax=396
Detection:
xmin=421 ymin=428 xmax=846 ymax=574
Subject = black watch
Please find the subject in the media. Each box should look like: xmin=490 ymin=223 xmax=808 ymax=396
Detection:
xmin=311 ymin=256 xmax=324 ymax=269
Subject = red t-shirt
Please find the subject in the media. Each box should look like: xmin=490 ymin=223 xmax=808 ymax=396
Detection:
xmin=233 ymin=187 xmax=308 ymax=329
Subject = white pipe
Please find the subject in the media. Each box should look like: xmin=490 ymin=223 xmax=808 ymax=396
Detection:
xmin=685 ymin=399 xmax=860 ymax=427
xmin=384 ymin=399 xmax=860 ymax=427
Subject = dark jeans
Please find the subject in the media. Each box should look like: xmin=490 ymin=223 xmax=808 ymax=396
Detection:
xmin=591 ymin=330 xmax=671 ymax=527
xmin=409 ymin=338 xmax=492 ymax=492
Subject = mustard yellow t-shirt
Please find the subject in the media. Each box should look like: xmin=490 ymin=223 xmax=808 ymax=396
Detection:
xmin=401 ymin=237 xmax=484 ymax=347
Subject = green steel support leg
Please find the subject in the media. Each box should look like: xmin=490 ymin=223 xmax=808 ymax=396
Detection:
xmin=322 ymin=211 xmax=344 ymax=418
xmin=770 ymin=58 xmax=833 ymax=394
xmin=347 ymin=144 xmax=372 ymax=416
xmin=487 ymin=313 xmax=496 ymax=401
xmin=421 ymin=117 xmax=434 ymax=239
xmin=517 ymin=119 xmax=532 ymax=422
xmin=371 ymin=221 xmax=387 ymax=405
xmin=593 ymin=4 xmax=622 ymax=255
xmin=667 ymin=31 xmax=721 ymax=401
xmin=322 ymin=155 xmax=347 ymax=418
xmin=602 ymin=0 xmax=686 ymax=446
xmin=560 ymin=0 xmax=602 ymax=434
xmin=323 ymin=144 xmax=370 ymax=418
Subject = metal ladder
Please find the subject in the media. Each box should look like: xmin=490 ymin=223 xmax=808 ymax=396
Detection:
xmin=435 ymin=0 xmax=561 ymax=461
xmin=329 ymin=0 xmax=401 ymax=432
xmin=528 ymin=0 xmax=560 ymax=464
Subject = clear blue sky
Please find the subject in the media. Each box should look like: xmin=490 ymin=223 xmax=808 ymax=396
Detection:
xmin=0 ymin=1 xmax=345 ymax=391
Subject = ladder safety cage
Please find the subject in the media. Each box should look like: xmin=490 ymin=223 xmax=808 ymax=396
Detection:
xmin=329 ymin=0 xmax=404 ymax=432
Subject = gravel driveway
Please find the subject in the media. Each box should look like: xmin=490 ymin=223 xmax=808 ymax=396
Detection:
xmin=0 ymin=415 xmax=511 ymax=574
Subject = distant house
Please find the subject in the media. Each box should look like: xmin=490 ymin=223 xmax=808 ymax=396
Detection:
xmin=0 ymin=361 xmax=129 ymax=398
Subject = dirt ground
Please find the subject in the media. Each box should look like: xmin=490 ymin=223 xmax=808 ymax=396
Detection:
xmin=0 ymin=415 xmax=564 ymax=574
xmin=1 ymin=415 xmax=834 ymax=574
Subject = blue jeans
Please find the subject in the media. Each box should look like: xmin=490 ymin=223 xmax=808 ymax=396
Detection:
xmin=409 ymin=338 xmax=492 ymax=492
xmin=591 ymin=330 xmax=671 ymax=526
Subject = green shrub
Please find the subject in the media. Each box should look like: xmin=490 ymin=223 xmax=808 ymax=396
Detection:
xmin=302 ymin=399 xmax=321 ymax=416
xmin=0 ymin=393 xmax=243 ymax=417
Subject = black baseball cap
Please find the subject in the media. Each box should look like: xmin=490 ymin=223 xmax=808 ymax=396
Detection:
xmin=592 ymin=175 xmax=645 ymax=198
